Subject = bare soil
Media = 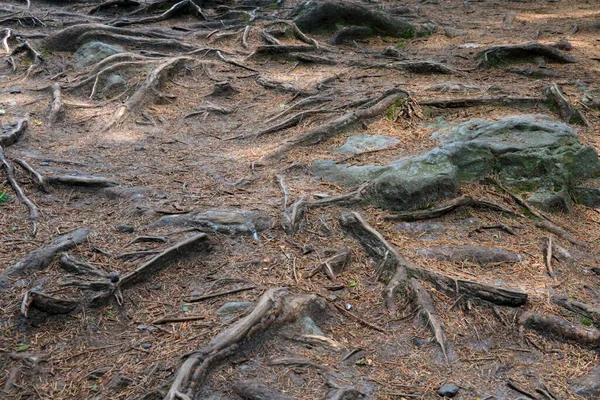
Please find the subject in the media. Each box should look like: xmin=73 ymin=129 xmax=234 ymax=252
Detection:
xmin=1 ymin=0 xmax=600 ymax=399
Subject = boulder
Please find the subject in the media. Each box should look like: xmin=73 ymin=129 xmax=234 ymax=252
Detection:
xmin=335 ymin=134 xmax=400 ymax=155
xmin=570 ymin=367 xmax=600 ymax=398
xmin=74 ymin=41 xmax=124 ymax=67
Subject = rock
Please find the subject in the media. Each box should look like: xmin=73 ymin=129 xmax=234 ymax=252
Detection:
xmin=444 ymin=27 xmax=466 ymax=38
xmin=581 ymin=88 xmax=600 ymax=109
xmin=416 ymin=245 xmax=523 ymax=265
xmin=382 ymin=46 xmax=406 ymax=59
xmin=210 ymin=81 xmax=238 ymax=97
xmin=134 ymin=146 xmax=145 ymax=151
xmin=528 ymin=187 xmax=572 ymax=212
xmin=298 ymin=316 xmax=324 ymax=336
xmin=438 ymin=383 xmax=459 ymax=398
xmin=141 ymin=343 xmax=151 ymax=349
xmin=553 ymin=38 xmax=573 ymax=51
xmin=9 ymin=87 xmax=21 ymax=94
xmin=335 ymin=134 xmax=400 ymax=155
xmin=573 ymin=180 xmax=600 ymax=207
xmin=502 ymin=11 xmax=517 ymax=25
xmin=569 ymin=367 xmax=600 ymax=398
xmin=152 ymin=209 xmax=271 ymax=235
xmin=156 ymin=194 xmax=168 ymax=199
xmin=108 ymin=273 xmax=120 ymax=283
xmin=314 ymin=114 xmax=600 ymax=211
xmin=370 ymin=150 xmax=460 ymax=211
xmin=101 ymin=74 xmax=125 ymax=96
xmin=74 ymin=42 xmax=124 ymax=67
xmin=107 ymin=373 xmax=134 ymax=390
xmin=117 ymin=225 xmax=134 ymax=233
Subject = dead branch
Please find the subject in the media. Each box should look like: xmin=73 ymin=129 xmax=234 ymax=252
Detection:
xmin=544 ymin=237 xmax=554 ymax=278
xmin=216 ymin=50 xmax=257 ymax=72
xmin=384 ymin=195 xmax=521 ymax=221
xmin=14 ymin=158 xmax=50 ymax=193
xmin=275 ymin=174 xmax=289 ymax=210
xmin=187 ymin=285 xmax=257 ymax=302
xmin=308 ymin=247 xmax=351 ymax=280
xmin=0 ymin=228 xmax=91 ymax=289
xmin=103 ymin=56 xmax=191 ymax=131
xmin=242 ymin=25 xmax=250 ymax=49
xmin=48 ymin=83 xmax=64 ymax=125
xmin=264 ymin=87 xmax=409 ymax=160
xmin=151 ymin=315 xmax=206 ymax=325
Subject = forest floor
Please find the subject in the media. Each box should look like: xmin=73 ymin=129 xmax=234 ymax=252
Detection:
xmin=1 ymin=0 xmax=600 ymax=399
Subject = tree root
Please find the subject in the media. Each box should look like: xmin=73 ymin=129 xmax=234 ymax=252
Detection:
xmin=15 ymin=158 xmax=119 ymax=190
xmin=164 ymin=288 xmax=326 ymax=400
xmin=0 ymin=228 xmax=91 ymax=290
xmin=307 ymin=247 xmax=351 ymax=280
xmin=350 ymin=60 xmax=454 ymax=74
xmin=409 ymin=278 xmax=450 ymax=363
xmin=256 ymin=75 xmax=314 ymax=95
xmin=263 ymin=87 xmax=409 ymax=161
xmin=0 ymin=119 xmax=28 ymax=148
xmin=109 ymin=0 xmax=205 ymax=27
xmin=475 ymin=42 xmax=577 ymax=68
xmin=383 ymin=195 xmax=521 ymax=222
xmin=339 ymin=211 xmax=528 ymax=307
xmin=21 ymin=290 xmax=79 ymax=318
xmin=551 ymin=295 xmax=600 ymax=326
xmin=264 ymin=94 xmax=333 ymax=124
xmin=59 ymin=253 xmax=109 ymax=278
xmin=543 ymin=82 xmax=591 ymax=127
xmin=103 ymin=56 xmax=191 ymax=131
xmin=519 ymin=311 xmax=600 ymax=347
xmin=420 ymin=95 xmax=546 ymax=109
xmin=232 ymin=109 xmax=333 ymax=140
xmin=48 ymin=83 xmax=64 ymax=125
xmin=282 ymin=183 xmax=369 ymax=234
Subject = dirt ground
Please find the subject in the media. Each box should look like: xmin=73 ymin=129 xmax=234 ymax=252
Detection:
xmin=1 ymin=0 xmax=600 ymax=399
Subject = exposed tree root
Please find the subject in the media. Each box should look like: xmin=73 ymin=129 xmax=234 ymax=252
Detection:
xmin=415 ymin=245 xmax=523 ymax=266
xmin=109 ymin=0 xmax=205 ymax=27
xmin=0 ymin=228 xmax=91 ymax=290
xmin=264 ymin=94 xmax=333 ymax=124
xmin=289 ymin=52 xmax=338 ymax=65
xmin=475 ymin=42 xmax=577 ymax=68
xmin=350 ymin=60 xmax=454 ymax=74
xmin=282 ymin=183 xmax=370 ymax=234
xmin=256 ymin=75 xmax=314 ymax=95
xmin=103 ymin=56 xmax=191 ymax=131
xmin=88 ymin=0 xmax=141 ymax=15
xmin=551 ymin=295 xmax=600 ymax=326
xmin=59 ymin=253 xmax=109 ymax=278
xmin=164 ymin=288 xmax=326 ymax=400
xmin=307 ymin=247 xmax=351 ymax=280
xmin=409 ymin=278 xmax=450 ymax=363
xmin=519 ymin=311 xmax=600 ymax=347
xmin=232 ymin=380 xmax=294 ymax=400
xmin=48 ymin=83 xmax=64 ymax=125
xmin=21 ymin=290 xmax=79 ymax=318
xmin=253 ymin=44 xmax=317 ymax=56
xmin=232 ymin=109 xmax=333 ymax=140
xmin=420 ymin=95 xmax=546 ymax=109
xmin=543 ymin=82 xmax=591 ymax=127
xmin=383 ymin=195 xmax=521 ymax=222
xmin=339 ymin=212 xmax=528 ymax=307
xmin=0 ymin=119 xmax=28 ymax=148
xmin=263 ymin=87 xmax=409 ymax=161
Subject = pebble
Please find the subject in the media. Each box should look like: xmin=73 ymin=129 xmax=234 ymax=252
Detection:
xmin=39 ymin=162 xmax=50 ymax=166
xmin=134 ymin=146 xmax=145 ymax=151
xmin=9 ymin=87 xmax=21 ymax=94
xmin=156 ymin=194 xmax=167 ymax=199
xmin=438 ymin=383 xmax=459 ymax=398
xmin=117 ymin=225 xmax=134 ymax=233
xmin=108 ymin=273 xmax=120 ymax=283
xmin=141 ymin=343 xmax=151 ymax=350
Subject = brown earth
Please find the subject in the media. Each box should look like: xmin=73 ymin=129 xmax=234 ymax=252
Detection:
xmin=1 ymin=0 xmax=600 ymax=399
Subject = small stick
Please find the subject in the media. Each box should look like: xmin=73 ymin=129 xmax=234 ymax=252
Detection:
xmin=275 ymin=174 xmax=289 ymax=210
xmin=545 ymin=236 xmax=554 ymax=278
xmin=151 ymin=315 xmax=206 ymax=325
xmin=13 ymin=158 xmax=50 ymax=193
xmin=507 ymin=379 xmax=539 ymax=399
xmin=323 ymin=296 xmax=385 ymax=332
xmin=187 ymin=285 xmax=257 ymax=302
xmin=48 ymin=83 xmax=63 ymax=125
xmin=216 ymin=50 xmax=257 ymax=72
xmin=292 ymin=257 xmax=299 ymax=283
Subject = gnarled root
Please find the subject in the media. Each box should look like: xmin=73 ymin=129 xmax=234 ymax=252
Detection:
xmin=164 ymin=288 xmax=327 ymax=400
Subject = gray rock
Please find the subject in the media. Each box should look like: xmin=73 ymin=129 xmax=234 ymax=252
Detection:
xmin=444 ymin=27 xmax=466 ymax=38
xmin=416 ymin=245 xmax=523 ymax=265
xmin=217 ymin=302 xmax=254 ymax=316
xmin=298 ymin=316 xmax=324 ymax=336
xmin=329 ymin=26 xmax=374 ymax=45
xmin=152 ymin=209 xmax=271 ymax=235
xmin=74 ymin=42 xmax=124 ymax=67
xmin=117 ymin=225 xmax=134 ymax=233
xmin=528 ymin=187 xmax=572 ymax=212
xmin=311 ymin=160 xmax=389 ymax=187
xmin=101 ymin=74 xmax=126 ymax=96
xmin=573 ymin=180 xmax=600 ymax=207
xmin=438 ymin=383 xmax=459 ymax=398
xmin=335 ymin=134 xmax=400 ymax=155
xmin=570 ymin=367 xmax=600 ymax=398
xmin=370 ymin=150 xmax=460 ymax=211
